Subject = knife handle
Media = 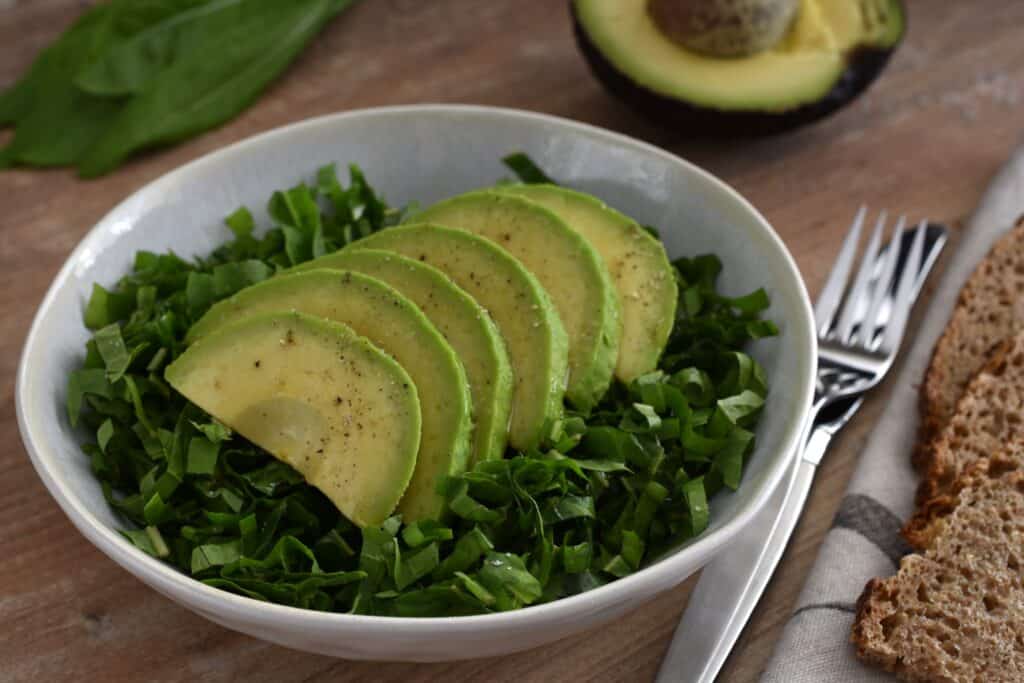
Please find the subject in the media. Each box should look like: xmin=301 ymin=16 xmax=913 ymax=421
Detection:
xmin=655 ymin=393 xmax=865 ymax=683
xmin=655 ymin=454 xmax=818 ymax=683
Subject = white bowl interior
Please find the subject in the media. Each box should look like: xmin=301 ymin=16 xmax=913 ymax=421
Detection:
xmin=17 ymin=105 xmax=814 ymax=661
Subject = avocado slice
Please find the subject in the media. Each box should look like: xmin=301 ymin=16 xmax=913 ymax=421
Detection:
xmin=498 ymin=184 xmax=677 ymax=383
xmin=291 ymin=249 xmax=514 ymax=464
xmin=355 ymin=224 xmax=568 ymax=450
xmin=415 ymin=191 xmax=619 ymax=411
xmin=187 ymin=270 xmax=472 ymax=523
xmin=573 ymin=0 xmax=906 ymax=135
xmin=166 ymin=311 xmax=420 ymax=528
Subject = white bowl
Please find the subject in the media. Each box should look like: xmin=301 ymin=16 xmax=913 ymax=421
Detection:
xmin=16 ymin=105 xmax=815 ymax=662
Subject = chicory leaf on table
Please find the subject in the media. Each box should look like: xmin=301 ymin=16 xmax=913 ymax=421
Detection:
xmin=0 ymin=0 xmax=359 ymax=176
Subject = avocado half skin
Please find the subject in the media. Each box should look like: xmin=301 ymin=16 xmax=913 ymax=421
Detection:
xmin=571 ymin=2 xmax=904 ymax=137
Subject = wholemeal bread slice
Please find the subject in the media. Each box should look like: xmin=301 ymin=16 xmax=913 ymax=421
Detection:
xmin=906 ymin=447 xmax=1024 ymax=550
xmin=917 ymin=215 xmax=1024 ymax=472
xmin=853 ymin=458 xmax=1024 ymax=682
xmin=916 ymin=329 xmax=1024 ymax=505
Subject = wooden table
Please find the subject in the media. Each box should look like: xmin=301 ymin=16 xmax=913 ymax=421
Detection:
xmin=2 ymin=1 xmax=1022 ymax=680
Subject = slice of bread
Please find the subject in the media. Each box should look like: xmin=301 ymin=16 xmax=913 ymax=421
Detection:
xmin=906 ymin=448 xmax=1024 ymax=550
xmin=917 ymin=216 xmax=1024 ymax=472
xmin=853 ymin=460 xmax=1024 ymax=682
xmin=916 ymin=330 xmax=1024 ymax=505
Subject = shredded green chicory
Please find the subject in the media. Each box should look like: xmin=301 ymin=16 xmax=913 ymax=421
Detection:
xmin=67 ymin=156 xmax=778 ymax=615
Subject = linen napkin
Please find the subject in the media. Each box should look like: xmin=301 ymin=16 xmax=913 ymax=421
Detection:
xmin=761 ymin=145 xmax=1024 ymax=682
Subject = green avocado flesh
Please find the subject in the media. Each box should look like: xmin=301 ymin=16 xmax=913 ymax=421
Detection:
xmin=416 ymin=191 xmax=619 ymax=412
xmin=574 ymin=0 xmax=905 ymax=112
xmin=498 ymin=184 xmax=677 ymax=383
xmin=355 ymin=224 xmax=568 ymax=450
xmin=292 ymin=249 xmax=514 ymax=465
xmin=166 ymin=312 xmax=421 ymax=528
xmin=187 ymin=270 xmax=473 ymax=523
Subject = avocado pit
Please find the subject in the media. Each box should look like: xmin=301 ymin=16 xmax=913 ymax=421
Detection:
xmin=648 ymin=0 xmax=800 ymax=58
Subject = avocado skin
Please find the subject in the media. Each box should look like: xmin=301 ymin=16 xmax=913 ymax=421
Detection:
xmin=571 ymin=2 xmax=903 ymax=137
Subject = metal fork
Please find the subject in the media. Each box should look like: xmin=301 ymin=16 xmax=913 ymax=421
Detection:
xmin=657 ymin=209 xmax=948 ymax=683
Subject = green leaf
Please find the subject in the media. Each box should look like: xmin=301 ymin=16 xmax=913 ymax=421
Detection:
xmin=238 ymin=460 xmax=305 ymax=496
xmin=502 ymin=153 xmax=555 ymax=185
xmin=562 ymin=541 xmax=593 ymax=574
xmin=433 ymin=527 xmax=493 ymax=580
xmin=620 ymin=403 xmax=662 ymax=433
xmin=191 ymin=419 xmax=232 ymax=443
xmin=621 ymin=530 xmax=644 ymax=570
xmin=75 ymin=0 xmax=235 ymax=97
xmin=477 ymin=552 xmax=542 ymax=610
xmin=447 ymin=480 xmax=503 ymax=523
xmin=94 ymin=324 xmax=132 ymax=382
xmin=186 ymin=436 xmax=219 ymax=475
xmin=401 ymin=520 xmax=453 ymax=548
xmin=454 ymin=572 xmax=496 ymax=606
xmin=185 ymin=272 xmax=217 ymax=316
xmin=123 ymin=525 xmax=169 ymax=558
xmin=0 ymin=5 xmax=124 ymax=167
xmin=97 ymin=419 xmax=116 ymax=453
xmin=67 ymin=368 xmax=114 ymax=426
xmin=715 ymin=428 xmax=754 ymax=491
xmin=724 ymin=288 xmax=770 ymax=314
xmin=395 ymin=543 xmax=439 ymax=591
xmin=715 ymin=390 xmax=765 ymax=427
xmin=542 ymin=495 xmax=595 ymax=525
xmin=671 ymin=367 xmax=715 ymax=407
xmin=191 ymin=539 xmax=241 ymax=573
xmin=143 ymin=491 xmax=171 ymax=524
xmin=680 ymin=477 xmax=709 ymax=537
xmin=78 ymin=0 xmax=347 ymax=177
xmin=225 ymin=206 xmax=255 ymax=237
xmin=212 ymin=260 xmax=273 ymax=298
xmin=84 ymin=284 xmax=136 ymax=330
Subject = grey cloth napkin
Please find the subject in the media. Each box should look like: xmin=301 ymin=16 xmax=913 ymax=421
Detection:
xmin=761 ymin=145 xmax=1024 ymax=682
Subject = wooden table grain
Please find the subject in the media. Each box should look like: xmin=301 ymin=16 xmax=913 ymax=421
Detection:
xmin=2 ymin=1 xmax=1022 ymax=681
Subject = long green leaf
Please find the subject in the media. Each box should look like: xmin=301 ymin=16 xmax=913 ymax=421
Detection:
xmin=77 ymin=0 xmax=349 ymax=177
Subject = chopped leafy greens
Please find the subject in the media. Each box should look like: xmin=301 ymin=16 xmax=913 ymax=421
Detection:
xmin=68 ymin=157 xmax=777 ymax=616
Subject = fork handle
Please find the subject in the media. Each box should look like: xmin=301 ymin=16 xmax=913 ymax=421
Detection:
xmin=655 ymin=400 xmax=845 ymax=683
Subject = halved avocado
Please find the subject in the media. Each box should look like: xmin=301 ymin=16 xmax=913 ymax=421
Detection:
xmin=187 ymin=270 xmax=473 ymax=523
xmin=497 ymin=184 xmax=677 ymax=383
xmin=416 ymin=191 xmax=620 ymax=412
xmin=291 ymin=249 xmax=514 ymax=465
xmin=573 ymin=0 xmax=906 ymax=134
xmin=356 ymin=223 xmax=568 ymax=451
xmin=166 ymin=311 xmax=421 ymax=528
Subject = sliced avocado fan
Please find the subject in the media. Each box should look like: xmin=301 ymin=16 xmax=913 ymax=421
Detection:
xmin=498 ymin=184 xmax=677 ymax=382
xmin=187 ymin=270 xmax=472 ymax=523
xmin=415 ymin=190 xmax=620 ymax=412
xmin=355 ymin=224 xmax=568 ymax=451
xmin=292 ymin=249 xmax=514 ymax=464
xmin=166 ymin=311 xmax=421 ymax=528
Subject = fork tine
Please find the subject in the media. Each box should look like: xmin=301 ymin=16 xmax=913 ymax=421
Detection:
xmin=815 ymin=206 xmax=866 ymax=335
xmin=860 ymin=215 xmax=906 ymax=349
xmin=836 ymin=210 xmax=887 ymax=343
xmin=880 ymin=219 xmax=928 ymax=354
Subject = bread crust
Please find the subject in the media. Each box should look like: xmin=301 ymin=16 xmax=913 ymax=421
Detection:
xmin=916 ymin=215 xmax=1024 ymax=473
xmin=914 ymin=336 xmax=1019 ymax=506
